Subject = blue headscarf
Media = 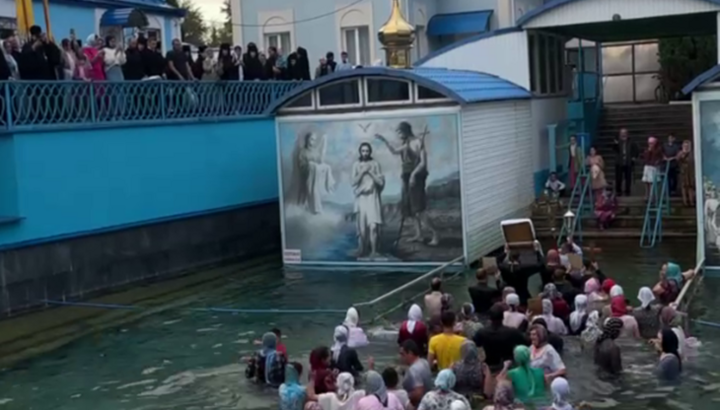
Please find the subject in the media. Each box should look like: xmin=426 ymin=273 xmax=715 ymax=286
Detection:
xmin=261 ymin=332 xmax=277 ymax=384
xmin=666 ymin=263 xmax=683 ymax=287
xmin=435 ymin=369 xmax=456 ymax=391
xmin=365 ymin=370 xmax=388 ymax=405
xmin=279 ymin=364 xmax=306 ymax=410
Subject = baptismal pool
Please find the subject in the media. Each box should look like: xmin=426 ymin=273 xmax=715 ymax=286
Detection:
xmin=1 ymin=239 xmax=720 ymax=410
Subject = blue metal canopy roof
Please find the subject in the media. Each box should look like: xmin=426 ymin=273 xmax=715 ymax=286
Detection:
xmin=100 ymin=8 xmax=150 ymax=27
xmin=682 ymin=65 xmax=720 ymax=95
xmin=427 ymin=10 xmax=493 ymax=37
xmin=517 ymin=0 xmax=720 ymax=27
xmin=61 ymin=0 xmax=186 ymax=17
xmin=264 ymin=67 xmax=531 ymax=114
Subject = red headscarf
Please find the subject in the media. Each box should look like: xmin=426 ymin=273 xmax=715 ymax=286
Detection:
xmin=309 ymin=347 xmax=335 ymax=393
xmin=601 ymin=279 xmax=616 ymax=294
xmin=610 ymin=295 xmax=628 ymax=317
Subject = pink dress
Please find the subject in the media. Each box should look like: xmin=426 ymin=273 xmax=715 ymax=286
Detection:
xmin=356 ymin=393 xmax=404 ymax=410
xmin=82 ymin=47 xmax=105 ymax=80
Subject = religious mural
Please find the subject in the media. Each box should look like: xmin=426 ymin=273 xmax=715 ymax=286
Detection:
xmin=700 ymin=100 xmax=720 ymax=266
xmin=277 ymin=111 xmax=462 ymax=264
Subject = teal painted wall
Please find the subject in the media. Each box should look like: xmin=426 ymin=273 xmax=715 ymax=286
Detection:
xmin=32 ymin=2 xmax=95 ymax=43
xmin=0 ymin=118 xmax=278 ymax=247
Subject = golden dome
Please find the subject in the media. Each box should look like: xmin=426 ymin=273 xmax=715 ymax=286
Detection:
xmin=378 ymin=0 xmax=415 ymax=48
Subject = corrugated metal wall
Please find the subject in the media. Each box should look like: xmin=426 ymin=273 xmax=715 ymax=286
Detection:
xmin=460 ymin=101 xmax=534 ymax=262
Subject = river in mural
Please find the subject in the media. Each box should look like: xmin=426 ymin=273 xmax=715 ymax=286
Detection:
xmin=277 ymin=109 xmax=462 ymax=265
xmin=700 ymin=100 xmax=720 ymax=266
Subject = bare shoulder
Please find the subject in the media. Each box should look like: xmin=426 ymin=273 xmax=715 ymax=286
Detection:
xmin=409 ymin=138 xmax=423 ymax=151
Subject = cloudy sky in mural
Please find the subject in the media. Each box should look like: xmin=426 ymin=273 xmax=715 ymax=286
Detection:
xmin=278 ymin=114 xmax=459 ymax=206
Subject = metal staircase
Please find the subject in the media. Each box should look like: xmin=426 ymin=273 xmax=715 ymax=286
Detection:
xmin=640 ymin=161 xmax=670 ymax=248
xmin=557 ymin=134 xmax=593 ymax=246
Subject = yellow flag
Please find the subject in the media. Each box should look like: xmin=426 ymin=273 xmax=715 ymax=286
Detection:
xmin=16 ymin=0 xmax=35 ymax=39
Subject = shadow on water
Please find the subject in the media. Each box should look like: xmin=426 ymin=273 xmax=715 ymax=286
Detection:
xmin=0 ymin=238 xmax=719 ymax=409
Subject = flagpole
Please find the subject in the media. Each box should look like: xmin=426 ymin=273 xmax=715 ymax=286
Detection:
xmin=42 ymin=0 xmax=52 ymax=41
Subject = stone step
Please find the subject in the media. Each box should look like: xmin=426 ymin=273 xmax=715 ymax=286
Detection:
xmin=534 ymin=227 xmax=696 ymax=239
xmin=535 ymin=199 xmax=697 ymax=216
xmin=531 ymin=214 xmax=697 ymax=230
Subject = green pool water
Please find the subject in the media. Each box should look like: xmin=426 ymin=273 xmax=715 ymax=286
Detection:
xmin=1 ymin=239 xmax=719 ymax=410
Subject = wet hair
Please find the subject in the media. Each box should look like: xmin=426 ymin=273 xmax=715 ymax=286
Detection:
xmin=358 ymin=142 xmax=373 ymax=160
xmin=476 ymin=268 xmax=489 ymax=281
xmin=489 ymin=303 xmax=505 ymax=324
xmin=401 ymin=339 xmax=420 ymax=356
xmin=553 ymin=268 xmax=566 ymax=281
xmin=272 ymin=328 xmax=281 ymax=338
xmin=430 ymin=278 xmax=442 ymax=291
xmin=532 ymin=318 xmax=548 ymax=330
xmin=291 ymin=361 xmax=303 ymax=376
xmin=381 ymin=367 xmax=399 ymax=389
xmin=440 ymin=310 xmax=456 ymax=328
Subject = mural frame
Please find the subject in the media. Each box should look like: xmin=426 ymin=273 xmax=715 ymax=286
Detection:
xmin=693 ymin=90 xmax=719 ymax=273
xmin=274 ymin=106 xmax=465 ymax=267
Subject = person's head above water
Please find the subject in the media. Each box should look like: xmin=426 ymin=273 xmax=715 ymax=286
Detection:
xmin=400 ymin=339 xmax=420 ymax=365
xmin=476 ymin=268 xmax=489 ymax=283
xmin=489 ymin=302 xmax=505 ymax=325
xmin=441 ymin=310 xmax=456 ymax=331
xmin=431 ymin=277 xmax=442 ymax=292
xmin=381 ymin=367 xmax=399 ymax=389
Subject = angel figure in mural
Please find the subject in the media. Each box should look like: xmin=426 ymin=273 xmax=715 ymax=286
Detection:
xmin=352 ymin=142 xmax=385 ymax=258
xmin=285 ymin=132 xmax=335 ymax=214
xmin=376 ymin=121 xmax=439 ymax=246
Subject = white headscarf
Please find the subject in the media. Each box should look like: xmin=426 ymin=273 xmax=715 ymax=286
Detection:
xmin=86 ymin=34 xmax=98 ymax=47
xmin=581 ymin=311 xmax=602 ymax=344
xmin=569 ymin=294 xmax=588 ymax=333
xmin=344 ymin=307 xmax=359 ymax=328
xmin=503 ymin=293 xmax=526 ymax=329
xmin=331 ymin=325 xmax=349 ymax=361
xmin=506 ymin=293 xmax=520 ymax=308
xmin=336 ymin=372 xmax=355 ymax=399
xmin=551 ymin=377 xmax=572 ymax=410
xmin=450 ymin=400 xmax=469 ymax=410
xmin=637 ymin=286 xmax=655 ymax=309
xmin=610 ymin=285 xmax=624 ymax=298
xmin=406 ymin=304 xmax=423 ymax=333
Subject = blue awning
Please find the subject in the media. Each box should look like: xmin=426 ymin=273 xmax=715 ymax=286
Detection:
xmin=100 ymin=8 xmax=150 ymax=27
xmin=427 ymin=11 xmax=493 ymax=37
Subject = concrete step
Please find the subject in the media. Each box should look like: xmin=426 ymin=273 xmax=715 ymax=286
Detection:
xmin=536 ymin=197 xmax=697 ymax=216
xmin=531 ymin=214 xmax=697 ymax=230
xmin=534 ymin=227 xmax=695 ymax=239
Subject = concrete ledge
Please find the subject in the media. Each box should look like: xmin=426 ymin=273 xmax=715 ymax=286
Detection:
xmin=0 ymin=201 xmax=281 ymax=316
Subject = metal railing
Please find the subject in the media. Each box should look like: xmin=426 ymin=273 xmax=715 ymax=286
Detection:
xmin=556 ymin=134 xmax=593 ymax=246
xmin=640 ymin=161 xmax=671 ymax=248
xmin=675 ymin=257 xmax=705 ymax=310
xmin=0 ymin=80 xmax=303 ymax=130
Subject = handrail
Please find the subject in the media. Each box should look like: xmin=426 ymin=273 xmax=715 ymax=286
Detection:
xmin=353 ymin=256 xmax=464 ymax=308
xmin=675 ymin=257 xmax=705 ymax=308
xmin=0 ymin=80 xmax=304 ymax=130
xmin=640 ymin=161 xmax=670 ymax=248
xmin=557 ymin=133 xmax=591 ymax=245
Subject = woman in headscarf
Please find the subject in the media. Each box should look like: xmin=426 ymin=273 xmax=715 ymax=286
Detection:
xmin=503 ymin=293 xmax=528 ymax=331
xmin=305 ymin=372 xmax=364 ymax=410
xmin=245 ymin=332 xmax=286 ymax=386
xmin=654 ymin=306 xmax=695 ymax=359
xmin=594 ymin=188 xmax=617 ymax=231
xmin=569 ymin=295 xmax=589 ymax=336
xmin=501 ymin=287 xmax=517 ymax=309
xmin=398 ymin=304 xmax=429 ymax=355
xmin=122 ymin=38 xmax=144 ymax=80
xmin=417 ymin=369 xmax=471 ymax=410
xmin=533 ymin=299 xmax=567 ymax=335
xmin=309 ymin=346 xmax=335 ymax=394
xmin=653 ymin=262 xmax=695 ymax=305
xmin=451 ymin=340 xmax=484 ymax=397
xmin=541 ymin=377 xmax=574 ymax=410
xmin=594 ymin=317 xmax=623 ymax=376
xmin=580 ymin=311 xmax=602 ymax=349
xmin=342 ymin=307 xmax=369 ymax=348
xmin=101 ymin=36 xmax=125 ymax=81
xmin=505 ymin=345 xmax=546 ymax=403
xmin=604 ymin=285 xmax=640 ymax=338
xmin=457 ymin=303 xmax=483 ymax=339
xmin=633 ymin=286 xmax=662 ymax=339
xmin=357 ymin=371 xmax=404 ymax=410
xmin=542 ymin=284 xmax=570 ymax=322
xmin=529 ymin=324 xmax=565 ymax=380
xmin=280 ymin=362 xmax=306 ymax=410
xmin=330 ymin=326 xmax=364 ymax=376
xmin=82 ymin=34 xmax=106 ymax=81
xmin=583 ymin=278 xmax=604 ymax=312
xmin=656 ymin=329 xmax=682 ymax=382
xmin=642 ymin=136 xmax=663 ymax=200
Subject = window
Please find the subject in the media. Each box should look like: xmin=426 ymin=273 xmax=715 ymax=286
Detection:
xmin=264 ymin=32 xmax=291 ymax=53
xmin=366 ymin=79 xmax=410 ymax=104
xmin=317 ymin=80 xmax=361 ymax=107
xmin=342 ymin=26 xmax=371 ymax=66
xmin=284 ymin=92 xmax=313 ymax=109
xmin=416 ymin=85 xmax=447 ymax=100
xmin=415 ymin=25 xmax=428 ymax=61
xmin=529 ymin=32 xmax=565 ymax=96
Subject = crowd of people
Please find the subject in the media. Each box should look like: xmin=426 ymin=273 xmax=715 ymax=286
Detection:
xmin=243 ymin=238 xmax=698 ymax=410
xmin=0 ymin=25 xmax=360 ymax=82
xmin=543 ymin=128 xmax=696 ymax=231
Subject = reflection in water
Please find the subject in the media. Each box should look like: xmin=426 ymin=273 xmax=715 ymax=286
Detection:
xmin=1 ymin=239 xmax=720 ymax=409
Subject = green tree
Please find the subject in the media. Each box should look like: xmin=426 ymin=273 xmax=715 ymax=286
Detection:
xmin=217 ymin=0 xmax=233 ymax=45
xmin=209 ymin=25 xmax=220 ymax=46
xmin=658 ymin=36 xmax=717 ymax=101
xmin=166 ymin=0 xmax=208 ymax=45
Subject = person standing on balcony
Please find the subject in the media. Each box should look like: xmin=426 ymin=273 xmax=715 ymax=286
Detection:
xmin=613 ymin=128 xmax=639 ymax=196
xmin=284 ymin=52 xmax=304 ymax=80
xmin=141 ymin=38 xmax=165 ymax=78
xmin=192 ymin=45 xmax=206 ymax=80
xmin=217 ymin=44 xmax=235 ymax=80
xmin=123 ymin=38 xmax=144 ymax=81
xmin=166 ymin=39 xmax=194 ymax=81
xmin=265 ymin=46 xmax=281 ymax=80
xmin=296 ymin=47 xmax=311 ymax=80
xmin=337 ymin=51 xmax=353 ymax=71
xmin=82 ymin=34 xmax=105 ymax=81
xmin=60 ymin=38 xmax=78 ymax=80
xmin=663 ymin=133 xmax=680 ymax=196
xmin=567 ymin=135 xmax=584 ymax=190
xmin=20 ymin=25 xmax=61 ymax=80
xmin=243 ymin=43 xmax=264 ymax=80
xmin=0 ymin=36 xmax=16 ymax=80
xmin=102 ymin=36 xmax=126 ymax=81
